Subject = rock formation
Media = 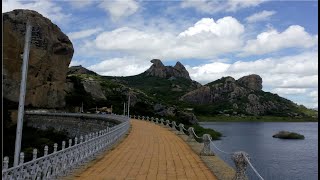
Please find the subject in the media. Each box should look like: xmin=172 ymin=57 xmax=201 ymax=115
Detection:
xmin=67 ymin=65 xmax=97 ymax=75
xmin=3 ymin=9 xmax=74 ymax=108
xmin=145 ymin=59 xmax=191 ymax=80
xmin=237 ymin=74 xmax=262 ymax=91
xmin=181 ymin=74 xmax=295 ymax=115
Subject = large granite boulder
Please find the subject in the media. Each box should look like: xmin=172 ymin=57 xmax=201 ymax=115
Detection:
xmin=145 ymin=59 xmax=191 ymax=80
xmin=3 ymin=9 xmax=74 ymax=108
xmin=237 ymin=74 xmax=262 ymax=91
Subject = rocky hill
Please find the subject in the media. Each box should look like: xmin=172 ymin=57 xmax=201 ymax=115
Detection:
xmin=181 ymin=75 xmax=314 ymax=117
xmin=3 ymin=9 xmax=74 ymax=108
xmin=67 ymin=65 xmax=97 ymax=76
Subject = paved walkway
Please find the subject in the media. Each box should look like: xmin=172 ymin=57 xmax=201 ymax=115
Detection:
xmin=74 ymin=119 xmax=217 ymax=180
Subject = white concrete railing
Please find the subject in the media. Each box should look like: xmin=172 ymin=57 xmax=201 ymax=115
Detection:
xmin=132 ymin=115 xmax=264 ymax=180
xmin=2 ymin=114 xmax=130 ymax=180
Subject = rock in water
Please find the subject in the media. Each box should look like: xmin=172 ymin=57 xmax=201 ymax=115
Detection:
xmin=3 ymin=9 xmax=74 ymax=108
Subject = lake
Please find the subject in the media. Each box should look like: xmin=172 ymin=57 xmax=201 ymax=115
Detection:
xmin=200 ymin=122 xmax=318 ymax=180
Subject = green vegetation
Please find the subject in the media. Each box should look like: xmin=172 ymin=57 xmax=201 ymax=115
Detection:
xmin=272 ymin=131 xmax=305 ymax=139
xmin=3 ymin=122 xmax=70 ymax=167
xmin=198 ymin=115 xmax=318 ymax=122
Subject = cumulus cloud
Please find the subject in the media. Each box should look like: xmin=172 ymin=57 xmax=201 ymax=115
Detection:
xmin=240 ymin=25 xmax=318 ymax=56
xmin=245 ymin=10 xmax=276 ymax=23
xmin=94 ymin=17 xmax=244 ymax=59
xmin=68 ymin=27 xmax=103 ymax=40
xmin=272 ymin=88 xmax=307 ymax=95
xmin=2 ymin=0 xmax=70 ymax=22
xmin=181 ymin=0 xmax=265 ymax=14
xmin=98 ymin=0 xmax=139 ymax=21
xmin=87 ymin=57 xmax=150 ymax=76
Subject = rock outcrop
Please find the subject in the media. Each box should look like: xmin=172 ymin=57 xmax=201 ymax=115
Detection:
xmin=237 ymin=74 xmax=262 ymax=91
xmin=3 ymin=9 xmax=74 ymax=108
xmin=181 ymin=74 xmax=294 ymax=116
xmin=145 ymin=59 xmax=191 ymax=80
xmin=67 ymin=65 xmax=97 ymax=75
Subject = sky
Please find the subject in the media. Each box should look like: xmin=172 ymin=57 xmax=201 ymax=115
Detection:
xmin=3 ymin=0 xmax=318 ymax=109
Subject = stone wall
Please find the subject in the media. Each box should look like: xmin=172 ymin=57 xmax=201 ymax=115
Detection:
xmin=25 ymin=113 xmax=121 ymax=137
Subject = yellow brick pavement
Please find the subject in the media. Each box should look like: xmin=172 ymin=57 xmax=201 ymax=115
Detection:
xmin=74 ymin=119 xmax=217 ymax=180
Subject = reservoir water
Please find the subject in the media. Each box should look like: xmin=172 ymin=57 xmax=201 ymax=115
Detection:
xmin=200 ymin=122 xmax=318 ymax=180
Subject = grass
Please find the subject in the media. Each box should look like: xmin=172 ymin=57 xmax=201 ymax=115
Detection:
xmin=198 ymin=115 xmax=318 ymax=122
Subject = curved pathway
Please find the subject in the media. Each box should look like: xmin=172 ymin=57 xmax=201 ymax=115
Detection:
xmin=74 ymin=119 xmax=217 ymax=180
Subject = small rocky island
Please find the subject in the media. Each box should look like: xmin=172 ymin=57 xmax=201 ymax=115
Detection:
xmin=273 ymin=131 xmax=305 ymax=139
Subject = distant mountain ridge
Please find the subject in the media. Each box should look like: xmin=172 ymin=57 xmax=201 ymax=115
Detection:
xmin=66 ymin=59 xmax=317 ymax=120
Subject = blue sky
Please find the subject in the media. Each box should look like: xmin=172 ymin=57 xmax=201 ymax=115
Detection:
xmin=3 ymin=0 xmax=318 ymax=108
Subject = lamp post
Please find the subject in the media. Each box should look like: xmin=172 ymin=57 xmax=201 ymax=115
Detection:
xmin=13 ymin=21 xmax=32 ymax=167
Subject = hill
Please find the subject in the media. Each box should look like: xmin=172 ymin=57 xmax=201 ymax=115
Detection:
xmin=66 ymin=59 xmax=317 ymax=122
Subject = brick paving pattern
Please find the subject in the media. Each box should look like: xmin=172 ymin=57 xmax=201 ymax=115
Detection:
xmin=75 ymin=119 xmax=217 ymax=180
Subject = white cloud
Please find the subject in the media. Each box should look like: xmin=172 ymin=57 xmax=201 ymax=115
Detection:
xmin=241 ymin=25 xmax=318 ymax=56
xmin=2 ymin=0 xmax=70 ymax=23
xmin=98 ymin=0 xmax=139 ymax=21
xmin=180 ymin=0 xmax=265 ymax=14
xmin=272 ymin=88 xmax=307 ymax=95
xmin=68 ymin=0 xmax=95 ymax=9
xmin=94 ymin=17 xmax=244 ymax=60
xmin=68 ymin=27 xmax=103 ymax=40
xmin=245 ymin=10 xmax=276 ymax=23
xmin=87 ymin=57 xmax=150 ymax=76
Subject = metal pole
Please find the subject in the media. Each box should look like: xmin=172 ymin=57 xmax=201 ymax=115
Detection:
xmin=127 ymin=93 xmax=130 ymax=118
xmin=13 ymin=22 xmax=32 ymax=167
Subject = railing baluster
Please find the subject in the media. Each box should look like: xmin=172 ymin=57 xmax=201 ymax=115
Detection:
xmin=54 ymin=143 xmax=58 ymax=152
xmin=3 ymin=156 xmax=9 ymax=169
xmin=75 ymin=137 xmax=78 ymax=145
xmin=80 ymin=136 xmax=83 ymax=143
xmin=19 ymin=152 xmax=24 ymax=165
xmin=69 ymin=139 xmax=72 ymax=147
xmin=33 ymin=149 xmax=38 ymax=160
xmin=44 ymin=145 xmax=48 ymax=156
xmin=62 ymin=141 xmax=66 ymax=150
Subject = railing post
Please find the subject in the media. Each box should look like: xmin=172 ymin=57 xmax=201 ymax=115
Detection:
xmin=172 ymin=121 xmax=177 ymax=130
xmin=69 ymin=139 xmax=72 ymax=147
xmin=80 ymin=136 xmax=83 ymax=143
xmin=75 ymin=137 xmax=78 ymax=145
xmin=54 ymin=143 xmax=58 ymax=152
xmin=187 ymin=127 xmax=196 ymax=142
xmin=147 ymin=116 xmax=149 ymax=121
xmin=232 ymin=151 xmax=249 ymax=180
xmin=178 ymin=123 xmax=185 ymax=135
xmin=200 ymin=134 xmax=214 ymax=156
xmin=44 ymin=145 xmax=48 ymax=156
xmin=166 ymin=120 xmax=170 ymax=128
xmin=33 ymin=149 xmax=38 ymax=160
xmin=62 ymin=141 xmax=66 ymax=150
xmin=19 ymin=152 xmax=24 ymax=165
xmin=160 ymin=118 xmax=164 ymax=126
xmin=3 ymin=156 xmax=9 ymax=169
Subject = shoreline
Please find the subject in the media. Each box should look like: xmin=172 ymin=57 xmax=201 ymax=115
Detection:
xmin=198 ymin=115 xmax=318 ymax=122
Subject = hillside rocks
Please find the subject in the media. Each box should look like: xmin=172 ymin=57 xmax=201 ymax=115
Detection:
xmin=237 ymin=74 xmax=262 ymax=91
xmin=181 ymin=74 xmax=294 ymax=115
xmin=145 ymin=59 xmax=191 ymax=80
xmin=3 ymin=9 xmax=74 ymax=108
xmin=67 ymin=65 xmax=97 ymax=75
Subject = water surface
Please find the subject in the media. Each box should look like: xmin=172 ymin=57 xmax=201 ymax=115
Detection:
xmin=200 ymin=122 xmax=318 ymax=180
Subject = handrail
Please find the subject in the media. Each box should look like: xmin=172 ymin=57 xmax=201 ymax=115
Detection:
xmin=2 ymin=113 xmax=130 ymax=180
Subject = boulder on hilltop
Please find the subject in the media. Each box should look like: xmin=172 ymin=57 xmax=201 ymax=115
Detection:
xmin=145 ymin=59 xmax=191 ymax=80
